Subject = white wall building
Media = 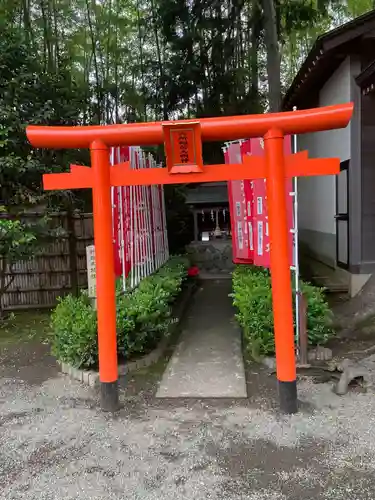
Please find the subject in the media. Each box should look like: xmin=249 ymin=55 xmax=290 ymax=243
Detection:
xmin=283 ymin=11 xmax=375 ymax=296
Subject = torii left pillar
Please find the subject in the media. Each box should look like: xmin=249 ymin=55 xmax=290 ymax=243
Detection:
xmin=37 ymin=140 xmax=120 ymax=411
xmin=90 ymin=141 xmax=119 ymax=411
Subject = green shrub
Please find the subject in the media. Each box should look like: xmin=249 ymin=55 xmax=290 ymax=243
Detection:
xmin=50 ymin=292 xmax=98 ymax=368
xmin=51 ymin=255 xmax=189 ymax=369
xmin=300 ymin=280 xmax=334 ymax=346
xmin=231 ymin=265 xmax=334 ymax=359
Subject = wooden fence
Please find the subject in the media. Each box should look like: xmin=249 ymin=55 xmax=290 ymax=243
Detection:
xmin=1 ymin=212 xmax=94 ymax=311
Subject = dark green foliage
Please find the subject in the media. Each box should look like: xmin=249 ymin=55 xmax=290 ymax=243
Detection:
xmin=157 ymin=0 xmax=264 ymax=119
xmin=116 ymin=255 xmax=189 ymax=358
xmin=50 ymin=292 xmax=98 ymax=369
xmin=50 ymin=256 xmax=189 ymax=369
xmin=0 ymin=30 xmax=89 ymax=211
xmin=231 ymin=265 xmax=334 ymax=359
xmin=0 ymin=30 xmax=91 ymax=312
xmin=300 ymin=280 xmax=335 ymax=346
xmin=280 ymin=0 xmax=331 ymax=36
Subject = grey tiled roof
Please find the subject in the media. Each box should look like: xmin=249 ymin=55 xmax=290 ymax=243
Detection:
xmin=186 ymin=183 xmax=229 ymax=204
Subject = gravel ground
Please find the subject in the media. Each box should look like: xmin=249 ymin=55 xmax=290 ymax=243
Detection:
xmin=1 ymin=373 xmax=375 ymax=500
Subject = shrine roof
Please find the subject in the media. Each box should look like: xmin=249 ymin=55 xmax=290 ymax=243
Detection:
xmin=186 ymin=183 xmax=228 ymax=205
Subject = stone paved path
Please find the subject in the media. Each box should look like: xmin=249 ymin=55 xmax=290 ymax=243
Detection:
xmin=156 ymin=280 xmax=247 ymax=398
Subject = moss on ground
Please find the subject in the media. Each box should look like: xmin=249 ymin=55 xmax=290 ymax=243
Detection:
xmin=0 ymin=310 xmax=51 ymax=347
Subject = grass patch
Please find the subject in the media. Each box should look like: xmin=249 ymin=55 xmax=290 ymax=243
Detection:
xmin=0 ymin=310 xmax=51 ymax=347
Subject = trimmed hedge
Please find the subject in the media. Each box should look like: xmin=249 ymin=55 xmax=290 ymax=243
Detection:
xmin=231 ymin=265 xmax=334 ymax=359
xmin=51 ymin=255 xmax=189 ymax=369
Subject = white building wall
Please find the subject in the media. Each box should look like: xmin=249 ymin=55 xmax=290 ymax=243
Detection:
xmin=297 ymin=56 xmax=351 ymax=265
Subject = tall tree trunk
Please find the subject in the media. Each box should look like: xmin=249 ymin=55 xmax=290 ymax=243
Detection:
xmin=105 ymin=0 xmax=112 ymax=123
xmin=40 ymin=0 xmax=53 ymax=71
xmin=85 ymin=0 xmax=102 ymax=123
xmin=261 ymin=0 xmax=281 ymax=112
xmin=114 ymin=0 xmax=120 ymax=123
xmin=250 ymin=0 xmax=261 ymax=102
xmin=150 ymin=0 xmax=168 ymax=120
xmin=136 ymin=0 xmax=147 ymax=120
xmin=22 ymin=0 xmax=33 ymax=47
xmin=52 ymin=0 xmax=60 ymax=69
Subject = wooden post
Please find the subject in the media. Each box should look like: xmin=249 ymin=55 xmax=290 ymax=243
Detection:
xmin=264 ymin=129 xmax=297 ymax=414
xmin=193 ymin=210 xmax=199 ymax=242
xmin=297 ymin=291 xmax=309 ymax=367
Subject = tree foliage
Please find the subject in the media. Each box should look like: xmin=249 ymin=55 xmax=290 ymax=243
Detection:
xmin=0 ymin=0 xmax=371 ymax=141
xmin=0 ymin=30 xmax=89 ymax=210
xmin=1 ymin=0 xmax=371 ymax=125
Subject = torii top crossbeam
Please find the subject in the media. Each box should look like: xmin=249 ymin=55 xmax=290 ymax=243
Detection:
xmin=27 ymin=103 xmax=352 ymax=149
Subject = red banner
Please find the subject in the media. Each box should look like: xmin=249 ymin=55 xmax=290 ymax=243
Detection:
xmin=227 ymin=143 xmax=252 ymax=263
xmin=227 ymin=137 xmax=294 ymax=268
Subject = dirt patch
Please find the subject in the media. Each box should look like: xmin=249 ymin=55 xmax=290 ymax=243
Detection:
xmin=0 ymin=311 xmax=58 ymax=385
xmin=0 ymin=408 xmax=43 ymax=426
xmin=207 ymin=436 xmax=327 ymax=498
xmin=327 ymin=313 xmax=375 ymax=360
xmin=0 ymin=439 xmax=87 ymax=489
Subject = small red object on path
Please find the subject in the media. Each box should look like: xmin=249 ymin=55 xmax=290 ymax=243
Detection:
xmin=188 ymin=266 xmax=199 ymax=277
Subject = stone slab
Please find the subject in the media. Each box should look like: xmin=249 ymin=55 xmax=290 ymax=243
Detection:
xmin=156 ymin=280 xmax=247 ymax=398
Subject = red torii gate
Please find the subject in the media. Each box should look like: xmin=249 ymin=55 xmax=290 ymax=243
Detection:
xmin=27 ymin=103 xmax=353 ymax=413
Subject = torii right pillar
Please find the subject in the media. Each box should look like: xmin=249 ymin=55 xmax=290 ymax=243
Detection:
xmin=265 ymin=128 xmax=298 ymax=412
